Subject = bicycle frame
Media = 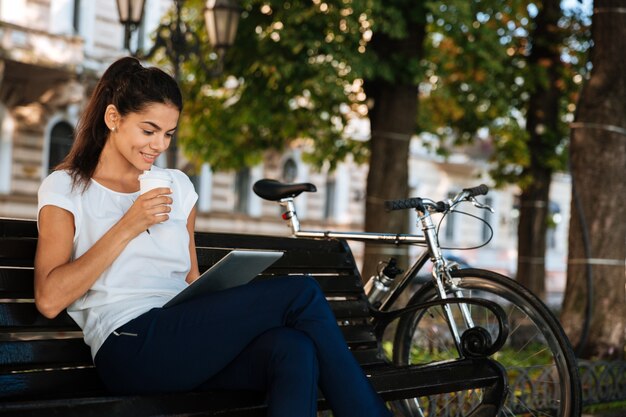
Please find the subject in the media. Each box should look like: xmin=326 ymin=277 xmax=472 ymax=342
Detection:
xmin=278 ymin=197 xmax=474 ymax=350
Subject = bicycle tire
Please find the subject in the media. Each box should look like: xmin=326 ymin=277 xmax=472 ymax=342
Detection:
xmin=392 ymin=268 xmax=581 ymax=417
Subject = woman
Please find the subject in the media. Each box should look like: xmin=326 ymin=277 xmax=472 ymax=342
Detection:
xmin=34 ymin=57 xmax=391 ymax=417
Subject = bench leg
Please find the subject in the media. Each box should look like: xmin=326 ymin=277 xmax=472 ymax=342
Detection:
xmin=466 ymin=361 xmax=508 ymax=417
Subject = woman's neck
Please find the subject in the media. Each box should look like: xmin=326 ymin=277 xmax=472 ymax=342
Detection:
xmin=93 ymin=142 xmax=143 ymax=193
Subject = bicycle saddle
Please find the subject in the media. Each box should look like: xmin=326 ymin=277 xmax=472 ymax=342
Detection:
xmin=253 ymin=179 xmax=317 ymax=201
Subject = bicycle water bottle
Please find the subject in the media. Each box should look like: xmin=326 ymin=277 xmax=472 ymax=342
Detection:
xmin=364 ymin=258 xmax=403 ymax=308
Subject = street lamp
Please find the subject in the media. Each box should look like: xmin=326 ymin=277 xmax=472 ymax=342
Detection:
xmin=116 ymin=0 xmax=147 ymax=51
xmin=115 ymin=0 xmax=241 ymax=168
xmin=116 ymin=0 xmax=240 ymax=71
xmin=204 ymin=0 xmax=240 ymax=59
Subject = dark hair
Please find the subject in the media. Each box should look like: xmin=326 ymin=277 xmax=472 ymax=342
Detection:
xmin=58 ymin=57 xmax=183 ymax=189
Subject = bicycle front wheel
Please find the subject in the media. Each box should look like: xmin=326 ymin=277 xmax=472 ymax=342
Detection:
xmin=392 ymin=268 xmax=581 ymax=417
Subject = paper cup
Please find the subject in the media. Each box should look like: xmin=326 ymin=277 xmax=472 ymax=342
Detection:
xmin=138 ymin=171 xmax=173 ymax=195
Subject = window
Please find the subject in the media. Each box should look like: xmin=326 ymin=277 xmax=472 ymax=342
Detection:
xmin=282 ymin=158 xmax=298 ymax=183
xmin=48 ymin=121 xmax=74 ymax=174
xmin=547 ymin=201 xmax=561 ymax=249
xmin=482 ymin=197 xmax=494 ymax=242
xmin=136 ymin=9 xmax=147 ymax=53
xmin=196 ymin=163 xmax=213 ymax=212
xmin=510 ymin=195 xmax=521 ymax=238
xmin=444 ymin=191 xmax=457 ymax=242
xmin=324 ymin=178 xmax=336 ymax=219
xmin=72 ymin=0 xmax=81 ymax=34
xmin=234 ymin=167 xmax=251 ymax=214
xmin=0 ymin=109 xmax=13 ymax=194
xmin=188 ymin=173 xmax=200 ymax=194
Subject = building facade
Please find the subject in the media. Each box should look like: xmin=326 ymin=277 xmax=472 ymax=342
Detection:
xmin=0 ymin=0 xmax=572 ymax=304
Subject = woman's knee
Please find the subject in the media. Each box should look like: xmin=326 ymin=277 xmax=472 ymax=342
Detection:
xmin=268 ymin=328 xmax=318 ymax=371
xmin=281 ymin=275 xmax=324 ymax=301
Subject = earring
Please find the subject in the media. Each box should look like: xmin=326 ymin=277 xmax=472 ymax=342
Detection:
xmin=111 ymin=126 xmax=117 ymax=133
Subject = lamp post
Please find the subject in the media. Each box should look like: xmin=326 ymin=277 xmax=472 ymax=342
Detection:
xmin=116 ymin=0 xmax=146 ymax=51
xmin=116 ymin=0 xmax=240 ymax=169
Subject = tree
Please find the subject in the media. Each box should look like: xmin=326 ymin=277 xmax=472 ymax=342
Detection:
xmin=168 ymin=0 xmax=586 ymax=293
xmin=172 ymin=0 xmax=427 ymax=278
xmin=561 ymin=0 xmax=626 ymax=359
xmin=360 ymin=2 xmax=427 ymax=277
xmin=416 ymin=0 xmax=587 ymax=301
xmin=515 ymin=0 xmax=566 ymax=300
xmin=176 ymin=0 xmax=370 ymax=171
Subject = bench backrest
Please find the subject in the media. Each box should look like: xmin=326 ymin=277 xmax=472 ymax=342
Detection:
xmin=0 ymin=218 xmax=381 ymax=401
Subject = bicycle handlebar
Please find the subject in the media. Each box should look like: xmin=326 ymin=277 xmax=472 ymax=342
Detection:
xmin=462 ymin=184 xmax=489 ymax=198
xmin=384 ymin=198 xmax=449 ymax=212
xmin=384 ymin=184 xmax=489 ymax=212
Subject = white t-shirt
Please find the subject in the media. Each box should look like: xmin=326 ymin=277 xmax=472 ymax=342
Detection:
xmin=37 ymin=167 xmax=198 ymax=359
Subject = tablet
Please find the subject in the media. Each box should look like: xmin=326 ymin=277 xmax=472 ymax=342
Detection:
xmin=163 ymin=250 xmax=283 ymax=308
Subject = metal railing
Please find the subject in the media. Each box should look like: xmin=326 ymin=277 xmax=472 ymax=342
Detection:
xmin=579 ymin=360 xmax=626 ymax=406
xmin=403 ymin=360 xmax=626 ymax=416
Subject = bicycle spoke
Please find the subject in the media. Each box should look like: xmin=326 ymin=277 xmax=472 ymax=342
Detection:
xmin=518 ymin=347 xmax=553 ymax=364
xmin=508 ymin=393 xmax=557 ymax=417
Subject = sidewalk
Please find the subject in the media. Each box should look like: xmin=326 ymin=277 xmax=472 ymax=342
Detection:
xmin=583 ymin=410 xmax=626 ymax=417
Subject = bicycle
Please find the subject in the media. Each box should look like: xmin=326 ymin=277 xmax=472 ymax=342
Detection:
xmin=253 ymin=178 xmax=582 ymax=417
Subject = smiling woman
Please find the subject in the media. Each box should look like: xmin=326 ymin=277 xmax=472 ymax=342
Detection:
xmin=55 ymin=57 xmax=183 ymax=192
xmin=33 ymin=57 xmax=392 ymax=417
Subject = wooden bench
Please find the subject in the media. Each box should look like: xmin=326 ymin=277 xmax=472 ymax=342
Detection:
xmin=0 ymin=217 xmax=507 ymax=416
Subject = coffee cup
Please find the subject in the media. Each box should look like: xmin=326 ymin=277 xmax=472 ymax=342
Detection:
xmin=138 ymin=170 xmax=172 ymax=195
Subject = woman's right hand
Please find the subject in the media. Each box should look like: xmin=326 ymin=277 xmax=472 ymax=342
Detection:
xmin=121 ymin=187 xmax=173 ymax=237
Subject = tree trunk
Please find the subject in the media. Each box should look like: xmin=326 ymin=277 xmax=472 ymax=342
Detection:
xmin=560 ymin=0 xmax=626 ymax=359
xmin=361 ymin=7 xmax=426 ymax=281
xmin=515 ymin=0 xmax=563 ymax=301
xmin=362 ymin=82 xmax=417 ymax=280
xmin=516 ymin=171 xmax=551 ymax=300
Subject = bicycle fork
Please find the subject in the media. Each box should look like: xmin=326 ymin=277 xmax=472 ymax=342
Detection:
xmin=418 ymin=209 xmax=475 ymax=355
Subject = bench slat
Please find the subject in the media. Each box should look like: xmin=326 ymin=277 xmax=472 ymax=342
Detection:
xmin=194 ymin=232 xmax=351 ymax=254
xmin=350 ymin=348 xmax=386 ymax=366
xmin=196 ymin=250 xmax=357 ymax=275
xmin=308 ymin=275 xmax=363 ymax=294
xmin=0 ymin=219 xmax=38 ymax=238
xmin=0 ymin=293 xmax=372 ymax=329
xmin=0 ymin=386 xmax=267 ymax=417
xmin=340 ymin=324 xmax=378 ymax=346
xmin=0 ymin=326 xmax=379 ymax=368
xmin=0 ymin=239 xmax=37 ymax=267
xmin=253 ymin=275 xmax=364 ymax=297
xmin=0 ymin=339 xmax=91 ymax=368
xmin=0 ymin=327 xmax=379 ymax=367
xmin=0 ymin=268 xmax=34 ymax=298
xmin=366 ymin=358 xmax=504 ymax=401
xmin=0 ymin=303 xmax=77 ymax=331
xmin=0 ymin=367 xmax=105 ymax=401
xmin=0 ymin=268 xmax=366 ymax=300
xmin=328 ymin=298 xmax=370 ymax=320
xmin=0 ymin=301 xmax=372 ymax=331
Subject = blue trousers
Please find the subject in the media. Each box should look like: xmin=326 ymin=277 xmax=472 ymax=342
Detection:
xmin=94 ymin=276 xmax=391 ymax=417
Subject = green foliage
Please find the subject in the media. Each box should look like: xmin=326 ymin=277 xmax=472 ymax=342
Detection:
xmin=171 ymin=0 xmax=368 ymax=173
xmin=418 ymin=0 xmax=590 ymax=187
xmin=151 ymin=0 xmax=589 ymax=184
xmin=161 ymin=0 xmax=433 ymax=174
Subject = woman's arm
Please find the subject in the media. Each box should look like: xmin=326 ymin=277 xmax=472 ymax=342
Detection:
xmin=185 ymin=206 xmax=200 ymax=284
xmin=34 ymin=188 xmax=173 ymax=319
